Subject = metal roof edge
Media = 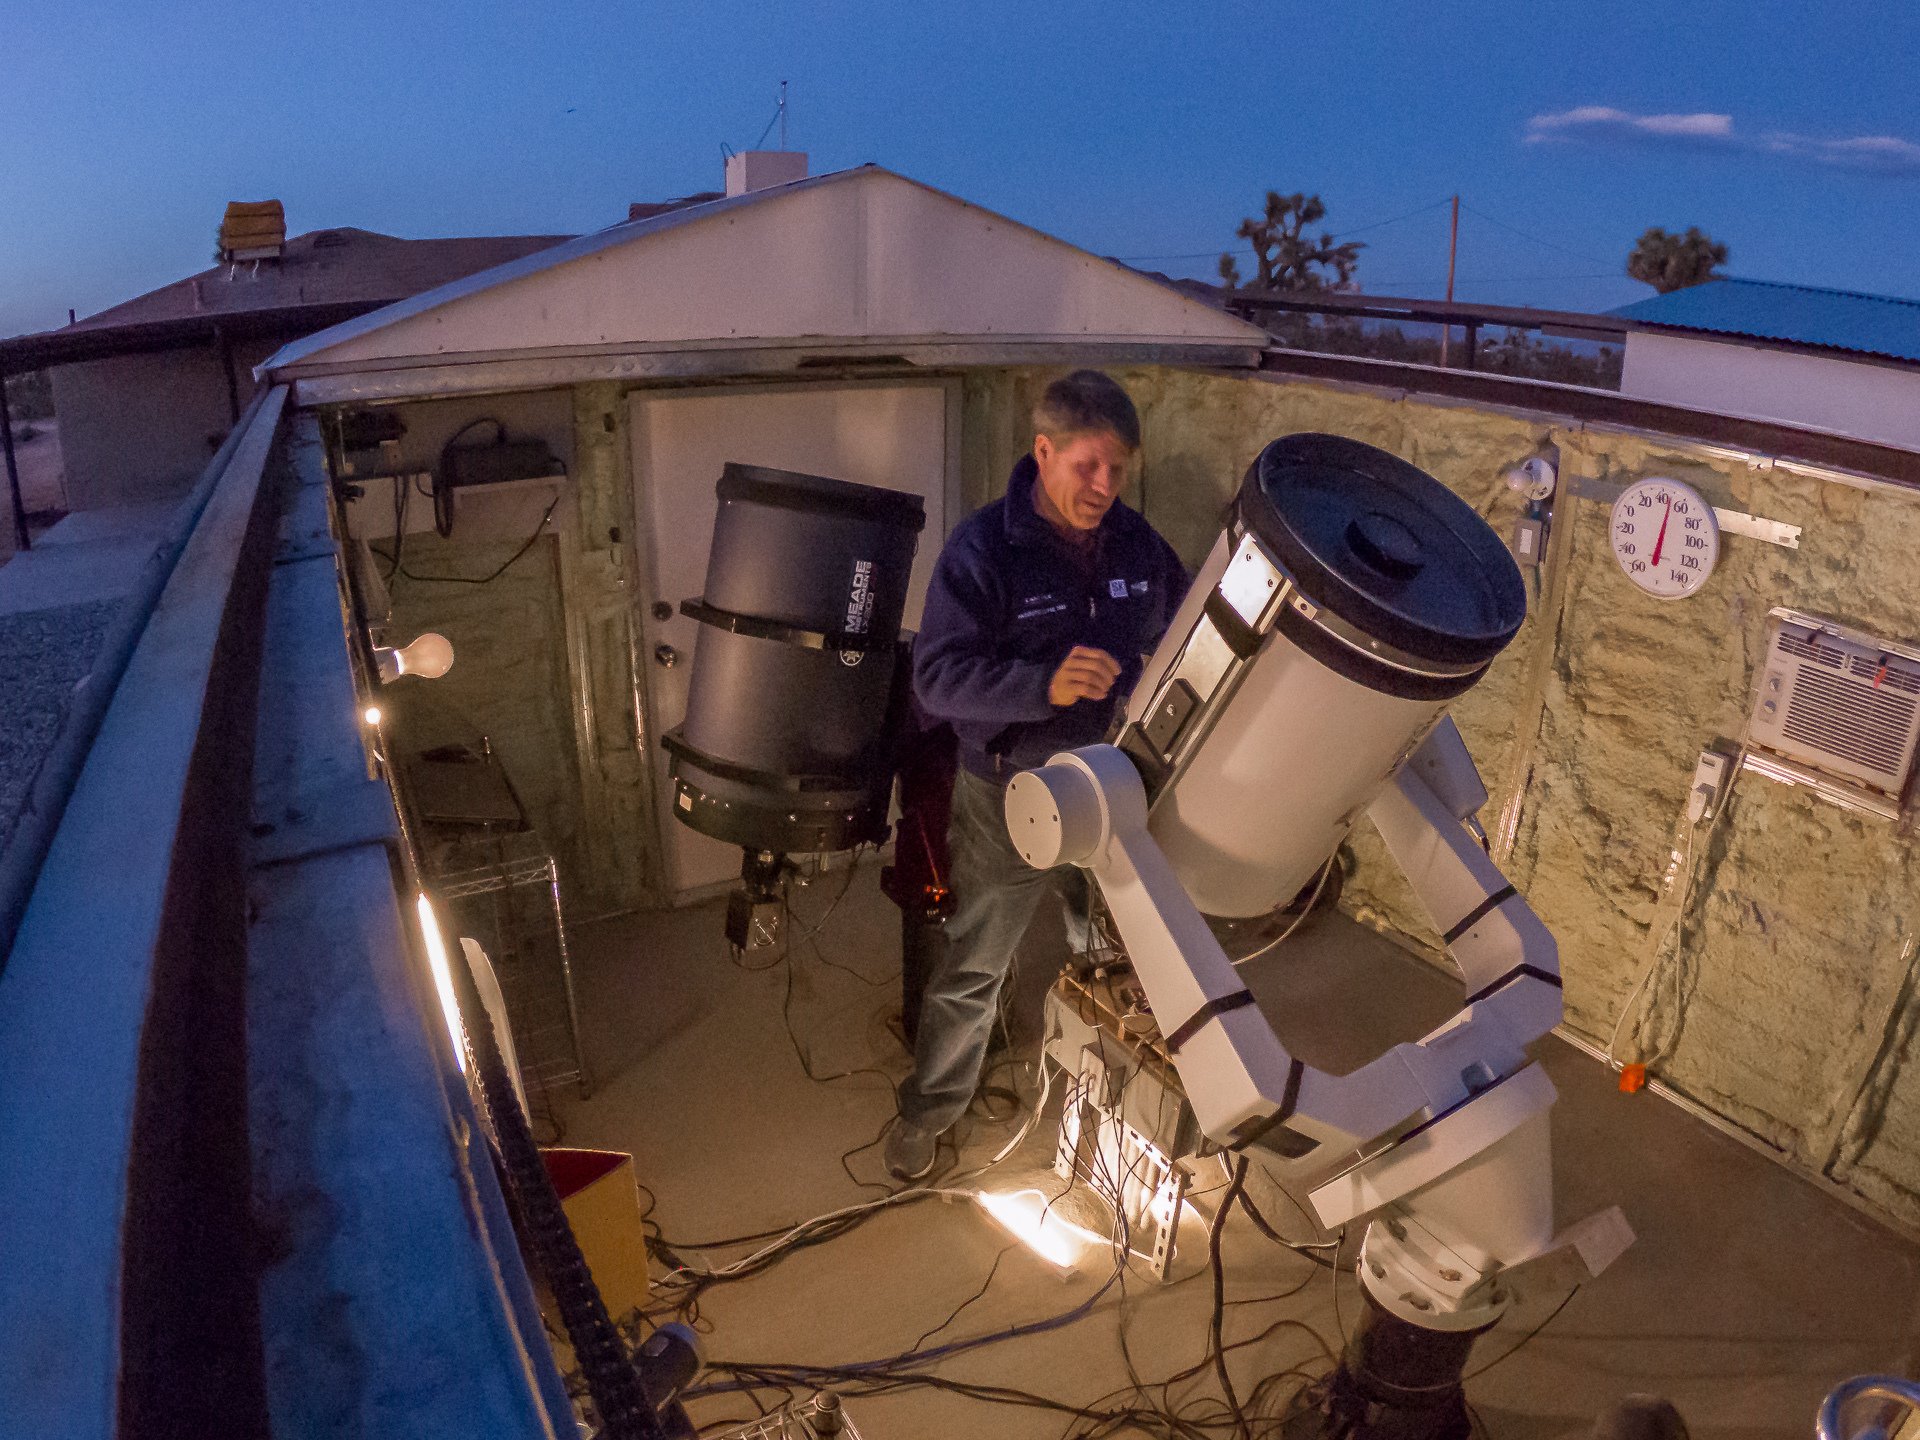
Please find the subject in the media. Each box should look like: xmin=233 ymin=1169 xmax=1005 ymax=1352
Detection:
xmin=0 ymin=302 xmax=387 ymax=373
xmin=1619 ymin=319 xmax=1920 ymax=370
xmin=279 ymin=336 xmax=1265 ymax=406
xmin=1252 ymin=345 xmax=1920 ymax=488
xmin=272 ymin=330 xmax=1265 ymax=380
xmin=1611 ymin=274 xmax=1920 ymax=314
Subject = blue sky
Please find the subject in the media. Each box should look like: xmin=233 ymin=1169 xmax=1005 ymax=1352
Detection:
xmin=5 ymin=0 xmax=1919 ymax=337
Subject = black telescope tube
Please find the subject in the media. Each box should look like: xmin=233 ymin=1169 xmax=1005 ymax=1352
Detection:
xmin=667 ymin=462 xmax=925 ymax=856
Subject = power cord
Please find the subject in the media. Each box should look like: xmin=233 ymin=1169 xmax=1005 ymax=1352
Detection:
xmin=1209 ymin=1157 xmax=1254 ymax=1438
xmin=1608 ymin=745 xmax=1744 ymax=1070
xmin=1230 ymin=851 xmax=1340 ymax=969
xmin=372 ymin=493 xmax=560 ymax=586
xmin=435 ymin=416 xmax=506 ymax=537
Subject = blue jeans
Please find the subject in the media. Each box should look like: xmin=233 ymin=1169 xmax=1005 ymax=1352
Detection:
xmin=899 ymin=768 xmax=1089 ymax=1133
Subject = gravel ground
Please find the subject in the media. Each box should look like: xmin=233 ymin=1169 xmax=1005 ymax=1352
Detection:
xmin=0 ymin=597 xmax=123 ymax=854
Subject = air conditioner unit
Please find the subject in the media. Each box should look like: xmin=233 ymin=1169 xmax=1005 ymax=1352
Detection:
xmin=1747 ymin=608 xmax=1920 ymax=811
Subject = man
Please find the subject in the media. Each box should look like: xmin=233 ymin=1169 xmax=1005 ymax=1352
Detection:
xmin=886 ymin=370 xmax=1188 ymax=1181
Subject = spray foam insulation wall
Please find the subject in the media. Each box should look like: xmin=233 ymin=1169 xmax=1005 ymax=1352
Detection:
xmin=369 ymin=385 xmax=654 ymax=916
xmin=963 ymin=364 xmax=1920 ymax=1234
xmin=373 ymin=391 xmax=589 ymax=890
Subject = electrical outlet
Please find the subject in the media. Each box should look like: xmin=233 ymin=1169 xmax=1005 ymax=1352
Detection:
xmin=1511 ymin=515 xmax=1547 ymax=568
xmin=1687 ymin=748 xmax=1732 ymax=826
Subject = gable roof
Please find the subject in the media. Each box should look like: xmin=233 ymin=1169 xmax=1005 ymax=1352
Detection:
xmin=66 ymin=228 xmax=574 ymax=334
xmin=1611 ymin=277 xmax=1920 ymax=365
xmin=261 ymin=166 xmax=1269 ymax=382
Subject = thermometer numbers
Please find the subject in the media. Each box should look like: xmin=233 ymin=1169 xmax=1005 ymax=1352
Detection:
xmin=1609 ymin=478 xmax=1719 ymax=599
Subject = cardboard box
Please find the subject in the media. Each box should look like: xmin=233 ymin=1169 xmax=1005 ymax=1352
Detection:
xmin=539 ymin=1148 xmax=652 ymax=1326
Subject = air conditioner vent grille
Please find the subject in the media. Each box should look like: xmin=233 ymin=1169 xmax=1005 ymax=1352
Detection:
xmin=1782 ymin=668 xmax=1916 ymax=774
xmin=1778 ymin=631 xmax=1845 ymax=668
xmin=1847 ymin=655 xmax=1920 ymax=694
xmin=1750 ymin=614 xmax=1920 ymax=802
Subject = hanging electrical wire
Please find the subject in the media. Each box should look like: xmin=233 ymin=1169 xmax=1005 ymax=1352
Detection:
xmin=1459 ymin=201 xmax=1615 ymax=268
xmin=1117 ymin=195 xmax=1456 ymax=264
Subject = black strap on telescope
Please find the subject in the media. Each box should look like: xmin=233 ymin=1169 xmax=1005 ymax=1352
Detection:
xmin=1163 ymin=989 xmax=1258 ymax=1056
xmin=1202 ymin=590 xmax=1261 ymax=660
xmin=679 ymin=597 xmax=893 ymax=655
xmin=1441 ymin=884 xmax=1516 ymax=946
xmin=1464 ymin=963 xmax=1562 ymax=1008
xmin=1229 ymin=1058 xmax=1307 ymax=1152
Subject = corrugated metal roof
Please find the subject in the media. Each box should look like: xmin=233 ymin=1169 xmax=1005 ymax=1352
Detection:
xmin=1610 ymin=278 xmax=1920 ymax=365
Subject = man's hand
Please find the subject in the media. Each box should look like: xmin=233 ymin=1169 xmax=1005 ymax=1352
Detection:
xmin=1049 ymin=646 xmax=1121 ymax=707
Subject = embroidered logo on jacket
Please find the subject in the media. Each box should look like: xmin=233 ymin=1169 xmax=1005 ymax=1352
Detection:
xmin=1016 ymin=592 xmax=1069 ymax=622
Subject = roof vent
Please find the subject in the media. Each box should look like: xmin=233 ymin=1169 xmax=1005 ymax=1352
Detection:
xmin=724 ymin=151 xmax=807 ymax=198
xmin=220 ymin=200 xmax=286 ymax=263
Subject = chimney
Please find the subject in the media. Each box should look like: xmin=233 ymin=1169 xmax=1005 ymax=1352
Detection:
xmin=724 ymin=151 xmax=807 ymax=198
xmin=219 ymin=200 xmax=286 ymax=263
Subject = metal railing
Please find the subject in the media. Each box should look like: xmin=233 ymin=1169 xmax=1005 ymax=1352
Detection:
xmin=0 ymin=386 xmax=289 ymax=1436
xmin=0 ymin=394 xmax=571 ymax=1440
xmin=1223 ymin=288 xmax=1628 ymax=383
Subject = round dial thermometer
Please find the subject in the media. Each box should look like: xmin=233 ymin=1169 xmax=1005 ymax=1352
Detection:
xmin=1610 ymin=477 xmax=1719 ymax=598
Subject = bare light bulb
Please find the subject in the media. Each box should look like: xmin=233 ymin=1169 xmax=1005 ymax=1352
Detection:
xmin=375 ymin=631 xmax=455 ymax=682
xmin=363 ymin=705 xmax=383 ymax=727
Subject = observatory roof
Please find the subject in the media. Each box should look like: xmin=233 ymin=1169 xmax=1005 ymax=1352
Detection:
xmin=260 ymin=166 xmax=1269 ymax=382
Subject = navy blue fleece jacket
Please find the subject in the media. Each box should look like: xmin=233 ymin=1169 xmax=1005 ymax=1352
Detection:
xmin=913 ymin=455 xmax=1189 ymax=783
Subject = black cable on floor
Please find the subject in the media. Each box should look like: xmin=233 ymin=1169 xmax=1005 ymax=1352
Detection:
xmin=904 ymin=1242 xmax=1016 ymax=1356
xmin=1209 ymin=1156 xmax=1254 ymax=1440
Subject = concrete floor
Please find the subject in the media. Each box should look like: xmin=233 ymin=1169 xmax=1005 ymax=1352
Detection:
xmin=548 ymin=868 xmax=1920 ymax=1438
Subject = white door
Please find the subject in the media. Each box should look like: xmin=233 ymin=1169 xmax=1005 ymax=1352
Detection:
xmin=629 ymin=382 xmax=953 ymax=899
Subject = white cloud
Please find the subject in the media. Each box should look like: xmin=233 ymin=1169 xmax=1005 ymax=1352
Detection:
xmin=1525 ymin=106 xmax=1920 ymax=176
xmin=1763 ymin=132 xmax=1920 ymax=174
xmin=1527 ymin=107 xmax=1734 ymax=143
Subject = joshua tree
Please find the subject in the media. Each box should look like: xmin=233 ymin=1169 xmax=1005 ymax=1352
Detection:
xmin=1627 ymin=226 xmax=1729 ymax=293
xmin=1219 ymin=191 xmax=1363 ymax=293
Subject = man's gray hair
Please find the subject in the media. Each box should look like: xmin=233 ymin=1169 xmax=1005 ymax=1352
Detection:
xmin=1033 ymin=370 xmax=1141 ymax=451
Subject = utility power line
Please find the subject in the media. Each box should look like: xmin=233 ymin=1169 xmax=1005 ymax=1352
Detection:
xmin=1459 ymin=202 xmax=1614 ymax=268
xmin=1121 ymin=198 xmax=1617 ymax=280
xmin=1116 ymin=195 xmax=1454 ymax=264
xmin=1364 ymin=273 xmax=1627 ymax=288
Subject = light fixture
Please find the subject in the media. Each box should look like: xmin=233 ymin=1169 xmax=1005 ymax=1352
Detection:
xmin=416 ymin=893 xmax=467 ymax=1073
xmin=363 ymin=705 xmax=383 ymax=728
xmin=375 ymin=631 xmax=455 ymax=682
xmin=975 ymin=1188 xmax=1106 ymax=1271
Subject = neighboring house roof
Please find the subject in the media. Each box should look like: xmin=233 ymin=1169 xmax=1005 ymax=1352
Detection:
xmin=1610 ymin=278 xmax=1920 ymax=366
xmin=65 ymin=228 xmax=574 ymax=334
xmin=0 ymin=227 xmax=578 ymax=373
xmin=260 ymin=165 xmax=1271 ymax=388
